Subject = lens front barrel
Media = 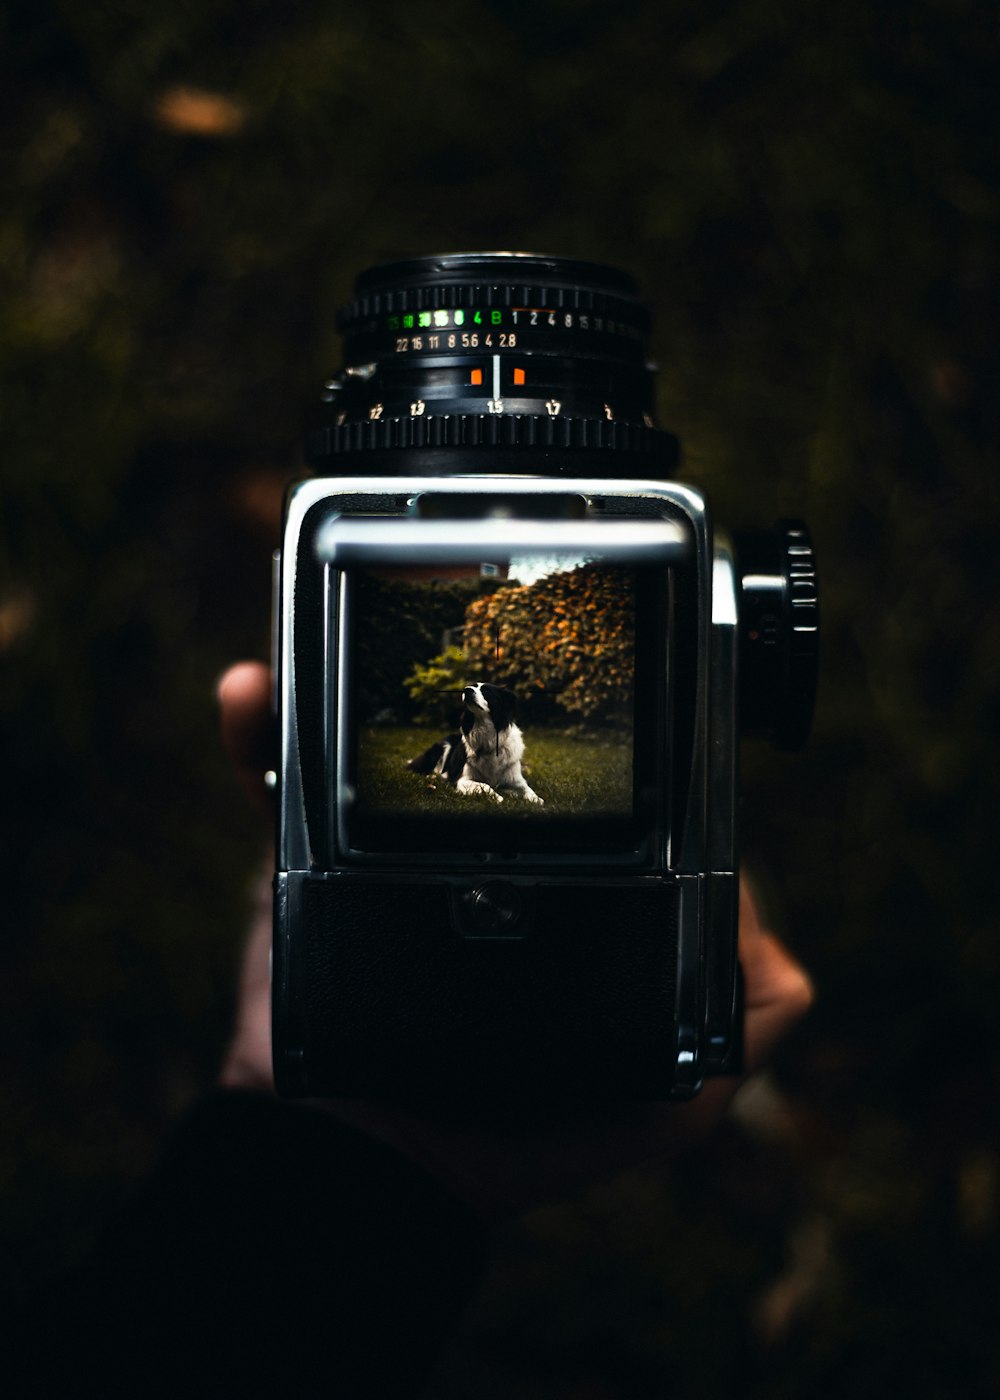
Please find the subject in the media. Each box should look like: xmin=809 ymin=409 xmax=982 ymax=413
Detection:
xmin=312 ymin=252 xmax=678 ymax=476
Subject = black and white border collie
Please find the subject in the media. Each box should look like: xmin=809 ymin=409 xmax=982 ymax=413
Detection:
xmin=407 ymin=683 xmax=543 ymax=805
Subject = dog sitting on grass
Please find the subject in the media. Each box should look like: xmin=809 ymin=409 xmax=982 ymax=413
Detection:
xmin=407 ymin=683 xmax=543 ymax=805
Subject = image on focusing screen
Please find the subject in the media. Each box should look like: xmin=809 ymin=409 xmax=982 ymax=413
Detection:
xmin=353 ymin=557 xmax=636 ymax=819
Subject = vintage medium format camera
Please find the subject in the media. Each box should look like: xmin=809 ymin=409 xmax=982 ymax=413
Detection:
xmin=272 ymin=253 xmax=818 ymax=1104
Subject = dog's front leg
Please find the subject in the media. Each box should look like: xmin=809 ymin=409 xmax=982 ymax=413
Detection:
xmin=499 ymin=780 xmax=544 ymax=805
xmin=456 ymin=777 xmax=503 ymax=803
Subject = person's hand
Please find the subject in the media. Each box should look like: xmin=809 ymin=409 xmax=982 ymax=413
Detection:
xmin=216 ymin=660 xmax=814 ymax=1218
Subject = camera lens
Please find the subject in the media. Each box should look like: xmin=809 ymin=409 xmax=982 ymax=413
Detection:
xmin=311 ymin=252 xmax=678 ymax=477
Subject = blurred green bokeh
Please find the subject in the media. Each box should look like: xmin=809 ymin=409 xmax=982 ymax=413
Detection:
xmin=2 ymin=1 xmax=999 ymax=1394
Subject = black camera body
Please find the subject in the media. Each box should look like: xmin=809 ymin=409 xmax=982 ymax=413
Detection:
xmin=272 ymin=254 xmax=817 ymax=1104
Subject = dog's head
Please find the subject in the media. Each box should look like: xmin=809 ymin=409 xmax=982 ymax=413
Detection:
xmin=462 ymin=683 xmax=517 ymax=731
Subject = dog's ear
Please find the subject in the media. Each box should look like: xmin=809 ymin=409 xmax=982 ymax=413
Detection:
xmin=494 ymin=687 xmax=517 ymax=729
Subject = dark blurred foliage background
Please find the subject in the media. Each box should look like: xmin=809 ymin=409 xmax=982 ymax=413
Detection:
xmin=2 ymin=0 xmax=999 ymax=1394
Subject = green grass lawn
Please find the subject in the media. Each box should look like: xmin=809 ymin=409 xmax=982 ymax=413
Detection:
xmin=358 ymin=726 xmax=632 ymax=818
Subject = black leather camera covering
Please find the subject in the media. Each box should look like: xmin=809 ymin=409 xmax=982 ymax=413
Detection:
xmin=277 ymin=873 xmax=680 ymax=1103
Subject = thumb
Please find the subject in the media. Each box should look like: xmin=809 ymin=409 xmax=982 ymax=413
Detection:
xmin=216 ymin=661 xmax=276 ymax=814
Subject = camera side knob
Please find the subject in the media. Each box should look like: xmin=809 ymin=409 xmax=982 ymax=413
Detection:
xmin=734 ymin=520 xmax=819 ymax=750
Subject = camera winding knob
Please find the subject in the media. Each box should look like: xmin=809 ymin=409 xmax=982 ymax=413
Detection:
xmin=734 ymin=520 xmax=819 ymax=749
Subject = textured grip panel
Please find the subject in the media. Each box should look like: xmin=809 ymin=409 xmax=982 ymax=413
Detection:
xmin=294 ymin=876 xmax=680 ymax=1102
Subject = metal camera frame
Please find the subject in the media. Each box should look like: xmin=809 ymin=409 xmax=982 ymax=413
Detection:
xmin=273 ymin=472 xmax=742 ymax=1103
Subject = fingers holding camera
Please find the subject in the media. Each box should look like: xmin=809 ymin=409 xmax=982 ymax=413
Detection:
xmin=219 ymin=868 xmax=275 ymax=1091
xmin=737 ymin=875 xmax=815 ymax=1071
xmin=215 ymin=662 xmax=276 ymax=1089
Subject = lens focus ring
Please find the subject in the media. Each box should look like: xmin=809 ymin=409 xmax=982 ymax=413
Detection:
xmin=308 ymin=411 xmax=675 ymax=463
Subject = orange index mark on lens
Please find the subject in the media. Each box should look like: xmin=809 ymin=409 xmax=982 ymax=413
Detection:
xmin=470 ymin=368 xmax=483 ymax=385
xmin=513 ymin=367 xmax=526 ymax=386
